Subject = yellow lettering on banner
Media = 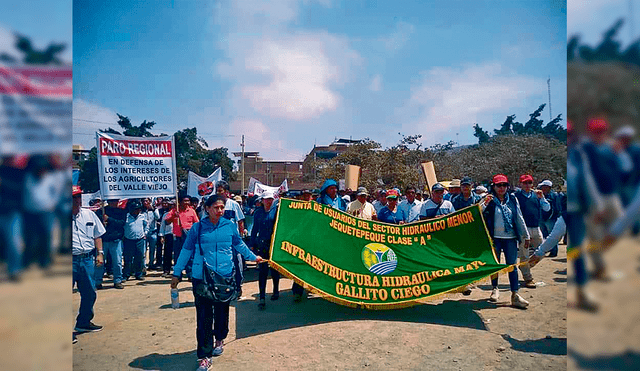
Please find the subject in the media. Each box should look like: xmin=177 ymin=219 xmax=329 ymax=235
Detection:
xmin=371 ymin=276 xmax=380 ymax=287
xmin=454 ymin=266 xmax=465 ymax=274
xmin=466 ymin=264 xmax=474 ymax=271
xmin=381 ymin=276 xmax=392 ymax=287
xmin=444 ymin=269 xmax=451 ymax=276
xmin=304 ymin=252 xmax=312 ymax=265
xmin=420 ymin=236 xmax=426 ymax=245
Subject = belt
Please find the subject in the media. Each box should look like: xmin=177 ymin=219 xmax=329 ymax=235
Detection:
xmin=73 ymin=250 xmax=95 ymax=259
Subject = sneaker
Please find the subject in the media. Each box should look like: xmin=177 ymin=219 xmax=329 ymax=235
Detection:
xmin=95 ymin=284 xmax=104 ymax=290
xmin=135 ymin=276 xmax=145 ymax=281
xmin=73 ymin=335 xmax=78 ymax=344
xmin=258 ymin=298 xmax=266 ymax=310
xmin=114 ymin=282 xmax=124 ymax=289
xmin=462 ymin=285 xmax=472 ymax=296
xmin=576 ymin=290 xmax=599 ymax=312
xmin=511 ymin=292 xmax=529 ymax=309
xmin=196 ymin=357 xmax=212 ymax=371
xmin=74 ymin=322 xmax=103 ymax=333
xmin=212 ymin=340 xmax=224 ymax=356
xmin=523 ymin=279 xmax=537 ymax=288
xmin=489 ymin=288 xmax=500 ymax=302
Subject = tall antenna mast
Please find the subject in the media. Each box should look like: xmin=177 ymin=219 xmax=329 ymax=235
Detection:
xmin=631 ymin=0 xmax=635 ymax=44
xmin=547 ymin=76 xmax=552 ymax=121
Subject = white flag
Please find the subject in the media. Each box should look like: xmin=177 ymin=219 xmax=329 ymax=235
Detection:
xmin=187 ymin=168 xmax=223 ymax=199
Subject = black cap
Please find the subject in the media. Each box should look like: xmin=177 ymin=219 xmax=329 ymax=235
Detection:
xmin=461 ymin=177 xmax=473 ymax=185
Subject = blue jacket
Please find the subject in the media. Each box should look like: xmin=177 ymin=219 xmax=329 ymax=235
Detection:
xmin=173 ymin=217 xmax=257 ymax=279
xmin=250 ymin=204 xmax=278 ymax=256
xmin=317 ymin=179 xmax=347 ymax=211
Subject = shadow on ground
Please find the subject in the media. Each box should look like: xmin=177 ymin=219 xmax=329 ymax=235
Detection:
xmin=501 ymin=334 xmax=567 ymax=355
xmin=129 ymin=350 xmax=197 ymax=371
xmin=234 ymin=289 xmax=497 ymax=339
xmin=568 ymin=348 xmax=640 ymax=370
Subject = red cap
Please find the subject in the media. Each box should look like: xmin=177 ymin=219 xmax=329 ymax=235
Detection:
xmin=587 ymin=117 xmax=608 ymax=134
xmin=492 ymin=174 xmax=508 ymax=184
xmin=386 ymin=189 xmax=399 ymax=199
xmin=519 ymin=174 xmax=534 ymax=183
xmin=566 ymin=120 xmax=573 ymax=134
xmin=72 ymin=185 xmax=82 ymax=196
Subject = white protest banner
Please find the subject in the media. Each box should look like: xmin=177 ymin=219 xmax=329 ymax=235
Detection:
xmin=96 ymin=132 xmax=177 ymax=198
xmin=187 ymin=168 xmax=222 ymax=199
xmin=0 ymin=65 xmax=72 ymax=154
xmin=81 ymin=190 xmax=102 ymax=207
xmin=247 ymin=177 xmax=259 ymax=194
xmin=254 ymin=179 xmax=289 ymax=199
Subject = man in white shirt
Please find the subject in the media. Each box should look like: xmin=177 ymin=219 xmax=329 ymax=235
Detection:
xmin=398 ymin=186 xmax=422 ymax=223
xmin=72 ymin=186 xmax=106 ymax=340
xmin=347 ymin=187 xmax=377 ymax=220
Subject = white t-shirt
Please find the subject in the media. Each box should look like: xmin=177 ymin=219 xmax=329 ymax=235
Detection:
xmin=72 ymin=208 xmax=106 ymax=255
xmin=347 ymin=200 xmax=377 ymax=220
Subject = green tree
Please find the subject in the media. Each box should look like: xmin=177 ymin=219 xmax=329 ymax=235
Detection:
xmin=78 ymin=147 xmax=99 ymax=193
xmin=15 ymin=34 xmax=66 ymax=65
xmin=473 ymin=123 xmax=490 ymax=144
xmin=101 ymin=114 xmax=157 ymax=137
xmin=174 ymin=128 xmax=235 ymax=187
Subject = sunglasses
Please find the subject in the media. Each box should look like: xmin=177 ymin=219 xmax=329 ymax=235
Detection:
xmin=495 ymin=183 xmax=509 ymax=188
xmin=522 ymin=181 xmax=533 ymax=185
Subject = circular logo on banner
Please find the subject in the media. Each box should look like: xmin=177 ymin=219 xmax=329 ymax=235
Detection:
xmin=361 ymin=243 xmax=397 ymax=275
xmin=198 ymin=181 xmax=214 ymax=196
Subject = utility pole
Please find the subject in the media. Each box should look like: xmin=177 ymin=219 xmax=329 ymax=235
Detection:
xmin=547 ymin=76 xmax=552 ymax=121
xmin=241 ymin=135 xmax=245 ymax=195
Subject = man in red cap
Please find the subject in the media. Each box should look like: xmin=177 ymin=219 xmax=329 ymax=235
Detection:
xmin=513 ymin=174 xmax=551 ymax=288
xmin=581 ymin=116 xmax=624 ymax=279
xmin=72 ymin=186 xmax=106 ymax=343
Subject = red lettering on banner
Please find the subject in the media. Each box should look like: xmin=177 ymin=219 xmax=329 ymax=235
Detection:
xmin=99 ymin=137 xmax=173 ymax=157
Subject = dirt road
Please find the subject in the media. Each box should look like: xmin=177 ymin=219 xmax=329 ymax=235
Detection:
xmin=73 ymin=246 xmax=568 ymax=371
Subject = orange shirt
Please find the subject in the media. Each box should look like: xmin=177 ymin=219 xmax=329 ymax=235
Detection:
xmin=165 ymin=207 xmax=199 ymax=237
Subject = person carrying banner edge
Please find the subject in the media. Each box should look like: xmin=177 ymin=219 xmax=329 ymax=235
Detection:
xmin=481 ymin=174 xmax=531 ymax=309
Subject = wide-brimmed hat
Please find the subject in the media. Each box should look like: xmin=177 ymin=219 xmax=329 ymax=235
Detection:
xmin=449 ymin=179 xmax=461 ymax=187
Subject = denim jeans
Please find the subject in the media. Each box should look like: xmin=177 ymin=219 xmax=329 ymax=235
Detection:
xmin=0 ymin=211 xmax=24 ymax=276
xmin=123 ymin=238 xmax=145 ymax=279
xmin=540 ymin=219 xmax=559 ymax=255
xmin=73 ymin=253 xmax=97 ymax=327
xmin=146 ymin=232 xmax=157 ymax=267
xmin=22 ymin=212 xmax=54 ymax=269
xmin=173 ymin=234 xmax=192 ymax=278
xmin=491 ymin=238 xmax=519 ymax=292
xmin=94 ymin=239 xmax=123 ymax=285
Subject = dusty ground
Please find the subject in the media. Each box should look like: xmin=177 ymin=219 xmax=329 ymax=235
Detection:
xmin=567 ymin=236 xmax=640 ymax=370
xmin=73 ymin=246 xmax=568 ymax=371
xmin=0 ymin=254 xmax=73 ymax=371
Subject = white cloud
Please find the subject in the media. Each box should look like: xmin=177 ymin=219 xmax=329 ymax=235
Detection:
xmin=225 ymin=119 xmax=305 ymax=162
xmin=233 ymin=33 xmax=360 ymax=120
xmin=214 ymin=1 xmax=360 ymax=122
xmin=369 ymin=74 xmax=382 ymax=92
xmin=72 ymin=99 xmax=120 ymax=149
xmin=381 ymin=21 xmax=415 ymax=52
xmin=400 ymin=62 xmax=546 ymax=144
xmin=0 ymin=25 xmax=19 ymax=60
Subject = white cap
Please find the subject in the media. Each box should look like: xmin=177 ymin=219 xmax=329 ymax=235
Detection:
xmin=342 ymin=195 xmax=351 ymax=202
xmin=475 ymin=185 xmax=487 ymax=193
xmin=539 ymin=180 xmax=552 ymax=187
xmin=261 ymin=190 xmax=275 ymax=199
xmin=614 ymin=125 xmax=636 ymax=138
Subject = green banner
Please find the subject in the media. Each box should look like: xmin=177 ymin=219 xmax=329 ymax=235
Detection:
xmin=269 ymin=198 xmax=513 ymax=310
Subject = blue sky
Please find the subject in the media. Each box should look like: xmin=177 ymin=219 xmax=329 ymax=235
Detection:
xmin=0 ymin=1 xmax=72 ymax=63
xmin=73 ymin=0 xmax=567 ymax=164
xmin=568 ymin=0 xmax=638 ymax=48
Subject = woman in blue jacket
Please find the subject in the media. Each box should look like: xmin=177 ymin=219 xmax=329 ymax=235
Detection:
xmin=171 ymin=195 xmax=264 ymax=370
xmin=481 ymin=174 xmax=531 ymax=309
